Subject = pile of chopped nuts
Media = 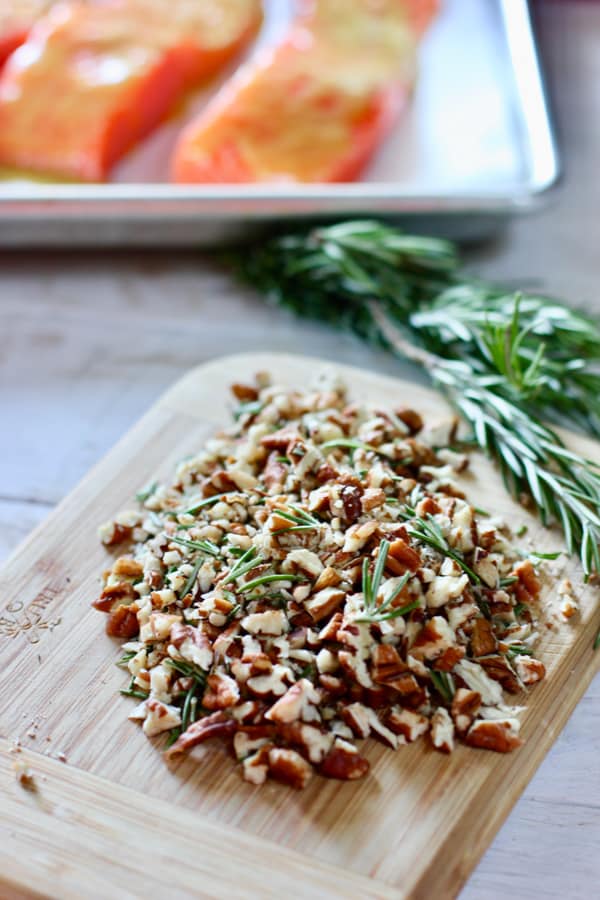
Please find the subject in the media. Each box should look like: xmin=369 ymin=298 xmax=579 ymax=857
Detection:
xmin=94 ymin=372 xmax=546 ymax=789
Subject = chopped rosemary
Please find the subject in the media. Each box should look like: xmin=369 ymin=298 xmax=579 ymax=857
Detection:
xmin=166 ymin=657 xmax=207 ymax=682
xmin=120 ymin=679 xmax=149 ymax=700
xmin=116 ymin=650 xmax=136 ymax=668
xmin=356 ymin=540 xmax=419 ymax=623
xmin=528 ymin=550 xmax=562 ymax=561
xmin=170 ymin=535 xmax=220 ymax=557
xmin=594 ymin=628 xmax=600 ymax=651
xmin=135 ymin=481 xmax=158 ymax=503
xmin=180 ymin=556 xmax=204 ymax=599
xmin=500 ymin=576 xmax=519 ymax=588
xmin=516 ymin=525 xmax=528 ymax=538
xmin=233 ymin=399 xmax=263 ymax=420
xmin=175 ymin=492 xmax=236 ymax=516
xmin=429 ymin=670 xmax=455 ymax=704
xmin=221 ymin=545 xmax=263 ymax=585
xmin=506 ymin=644 xmax=533 ymax=658
xmin=401 ymin=510 xmax=481 ymax=584
xmin=238 ymin=572 xmax=305 ymax=593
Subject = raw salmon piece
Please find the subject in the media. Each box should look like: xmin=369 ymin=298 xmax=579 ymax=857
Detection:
xmin=0 ymin=1 xmax=51 ymax=67
xmin=172 ymin=0 xmax=438 ymax=184
xmin=0 ymin=0 xmax=262 ymax=181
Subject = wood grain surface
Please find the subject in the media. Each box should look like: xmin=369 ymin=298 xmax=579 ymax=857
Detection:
xmin=0 ymin=354 xmax=598 ymax=900
xmin=1 ymin=5 xmax=599 ymax=897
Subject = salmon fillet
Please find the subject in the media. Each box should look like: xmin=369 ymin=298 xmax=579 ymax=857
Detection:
xmin=172 ymin=0 xmax=438 ymax=184
xmin=0 ymin=0 xmax=262 ymax=180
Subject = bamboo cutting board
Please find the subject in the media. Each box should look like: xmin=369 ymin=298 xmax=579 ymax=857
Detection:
xmin=1 ymin=353 xmax=599 ymax=900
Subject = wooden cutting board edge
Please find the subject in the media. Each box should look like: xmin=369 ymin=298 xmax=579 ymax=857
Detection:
xmin=1 ymin=352 xmax=599 ymax=900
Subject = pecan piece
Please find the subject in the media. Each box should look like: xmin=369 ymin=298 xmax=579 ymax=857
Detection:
xmin=465 ymin=719 xmax=522 ymax=753
xmin=112 ymin=557 xmax=144 ymax=579
xmin=319 ymin=739 xmax=370 ymax=781
xmin=470 ymin=618 xmax=497 ymax=657
xmin=395 ymin=407 xmax=423 ymax=433
xmin=231 ymin=382 xmax=259 ymax=402
xmin=386 ymin=707 xmax=429 ymax=742
xmin=514 ymin=656 xmax=546 ymax=685
xmin=202 ymin=673 xmax=240 ymax=710
xmin=106 ymin=604 xmax=138 ymax=638
xmin=340 ymin=485 xmax=363 ymax=523
xmin=261 ymin=427 xmax=300 ymax=451
xmin=165 ymin=711 xmax=236 ymax=760
xmin=386 ymin=538 xmax=421 ymax=575
xmin=263 ymin=452 xmax=287 ymax=490
xmin=305 ymin=587 xmax=346 ymax=622
xmin=314 ymin=566 xmax=342 ymax=591
xmin=267 ymin=748 xmax=313 ymax=789
xmin=479 ymin=655 xmax=520 ymax=694
xmin=371 ymin=644 xmax=411 ymax=690
xmin=512 ymin=559 xmax=541 ymax=603
xmin=450 ymin=688 xmax=481 ymax=735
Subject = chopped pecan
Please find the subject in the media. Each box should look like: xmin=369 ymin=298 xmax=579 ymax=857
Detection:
xmin=395 ymin=408 xmax=423 ymax=434
xmin=410 ymin=616 xmax=456 ymax=662
xmin=386 ymin=707 xmax=429 ymax=742
xmin=465 ymin=719 xmax=522 ymax=753
xmin=165 ymin=711 xmax=236 ymax=760
xmin=512 ymin=559 xmax=541 ymax=603
xmin=242 ymin=745 xmax=272 ymax=785
xmin=202 ymin=673 xmax=241 ymax=710
xmin=479 ymin=655 xmax=520 ymax=694
xmin=371 ymin=644 xmax=410 ymax=689
xmin=386 ymin=538 xmax=421 ymax=574
xmin=314 ymin=566 xmax=342 ymax=591
xmin=514 ymin=656 xmax=545 ymax=685
xmin=265 ymin=679 xmax=320 ymax=724
xmin=470 ymin=618 xmax=497 ymax=657
xmin=261 ymin=427 xmax=300 ymax=451
xmin=101 ymin=522 xmax=133 ymax=546
xmin=305 ymin=587 xmax=346 ymax=622
xmin=430 ymin=707 xmax=454 ymax=753
xmin=340 ymin=485 xmax=363 ymax=522
xmin=268 ymin=748 xmax=313 ymax=789
xmin=263 ymin=452 xmax=287 ymax=490
xmin=432 ymin=646 xmax=465 ymax=671
xmin=231 ymin=382 xmax=259 ymax=402
xmin=112 ymin=557 xmax=144 ymax=579
xmin=319 ymin=739 xmax=369 ymax=780
xmin=451 ymin=688 xmax=481 ymax=735
xmin=318 ymin=611 xmax=343 ymax=642
xmin=106 ymin=604 xmax=138 ymax=638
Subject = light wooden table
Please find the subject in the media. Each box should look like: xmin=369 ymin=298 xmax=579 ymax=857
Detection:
xmin=1 ymin=2 xmax=598 ymax=897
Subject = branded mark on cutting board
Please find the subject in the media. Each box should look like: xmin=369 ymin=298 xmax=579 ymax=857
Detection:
xmin=0 ymin=587 xmax=62 ymax=643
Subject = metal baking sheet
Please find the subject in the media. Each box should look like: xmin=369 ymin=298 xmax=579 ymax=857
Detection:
xmin=0 ymin=0 xmax=559 ymax=246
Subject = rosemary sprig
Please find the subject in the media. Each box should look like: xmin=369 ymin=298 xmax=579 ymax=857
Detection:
xmin=272 ymin=505 xmax=321 ymax=533
xmin=221 ymin=545 xmax=263 ymax=585
xmin=180 ymin=556 xmax=204 ymax=599
xmin=170 ymin=535 xmax=221 ymax=557
xmin=238 ymin=572 xmax=305 ymax=593
xmin=399 ymin=508 xmax=481 ymax=584
xmin=236 ymin=220 xmax=600 ymax=583
xmin=429 ymin=670 xmax=455 ymax=704
xmin=135 ymin=481 xmax=158 ymax=503
xmin=175 ymin=492 xmax=237 ymax=517
xmin=357 ymin=540 xmax=420 ymax=623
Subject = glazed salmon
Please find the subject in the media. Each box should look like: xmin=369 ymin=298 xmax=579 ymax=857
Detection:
xmin=172 ymin=0 xmax=438 ymax=184
xmin=0 ymin=1 xmax=51 ymax=67
xmin=0 ymin=0 xmax=262 ymax=181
